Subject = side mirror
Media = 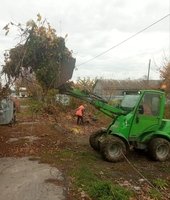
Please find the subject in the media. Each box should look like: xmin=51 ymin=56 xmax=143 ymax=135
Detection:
xmin=138 ymin=105 xmax=144 ymax=114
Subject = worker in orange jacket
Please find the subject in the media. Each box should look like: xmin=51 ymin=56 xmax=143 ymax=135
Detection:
xmin=75 ymin=105 xmax=85 ymax=125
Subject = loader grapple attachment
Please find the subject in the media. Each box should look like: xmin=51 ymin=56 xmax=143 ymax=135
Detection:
xmin=56 ymin=57 xmax=76 ymax=88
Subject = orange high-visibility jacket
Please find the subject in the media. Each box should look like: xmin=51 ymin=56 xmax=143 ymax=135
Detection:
xmin=75 ymin=105 xmax=85 ymax=116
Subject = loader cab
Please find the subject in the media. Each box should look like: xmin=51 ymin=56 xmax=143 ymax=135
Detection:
xmin=120 ymin=93 xmax=140 ymax=112
xmin=129 ymin=90 xmax=165 ymax=138
xmin=138 ymin=93 xmax=161 ymax=116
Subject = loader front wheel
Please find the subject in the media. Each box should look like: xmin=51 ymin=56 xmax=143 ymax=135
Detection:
xmin=89 ymin=130 xmax=105 ymax=151
xmin=149 ymin=138 xmax=170 ymax=161
xmin=100 ymin=136 xmax=127 ymax=162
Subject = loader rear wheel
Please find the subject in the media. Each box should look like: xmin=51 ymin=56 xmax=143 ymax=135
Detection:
xmin=149 ymin=138 xmax=170 ymax=161
xmin=100 ymin=136 xmax=127 ymax=162
xmin=89 ymin=130 xmax=105 ymax=151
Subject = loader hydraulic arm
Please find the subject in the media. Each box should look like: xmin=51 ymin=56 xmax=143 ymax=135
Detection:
xmin=59 ymin=84 xmax=127 ymax=118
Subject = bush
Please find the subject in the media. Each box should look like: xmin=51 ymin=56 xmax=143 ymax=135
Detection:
xmin=28 ymin=99 xmax=44 ymax=115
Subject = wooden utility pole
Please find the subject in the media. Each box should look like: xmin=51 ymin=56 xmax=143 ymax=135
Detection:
xmin=147 ymin=59 xmax=151 ymax=87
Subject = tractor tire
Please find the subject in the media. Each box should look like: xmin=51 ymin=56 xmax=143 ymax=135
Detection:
xmin=100 ymin=135 xmax=127 ymax=162
xmin=89 ymin=130 xmax=105 ymax=151
xmin=148 ymin=138 xmax=170 ymax=161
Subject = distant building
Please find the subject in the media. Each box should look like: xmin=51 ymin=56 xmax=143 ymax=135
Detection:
xmin=93 ymin=79 xmax=162 ymax=101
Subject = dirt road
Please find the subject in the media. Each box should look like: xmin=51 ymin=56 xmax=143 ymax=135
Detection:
xmin=0 ymin=157 xmax=66 ymax=200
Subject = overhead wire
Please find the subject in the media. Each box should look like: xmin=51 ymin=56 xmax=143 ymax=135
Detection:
xmin=76 ymin=13 xmax=170 ymax=68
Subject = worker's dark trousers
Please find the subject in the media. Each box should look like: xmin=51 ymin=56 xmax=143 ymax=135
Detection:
xmin=77 ymin=116 xmax=83 ymax=125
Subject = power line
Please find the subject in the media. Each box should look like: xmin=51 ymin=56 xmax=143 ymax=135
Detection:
xmin=76 ymin=13 xmax=170 ymax=67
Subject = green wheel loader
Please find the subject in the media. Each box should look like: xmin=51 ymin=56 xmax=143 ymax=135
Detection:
xmin=59 ymin=84 xmax=170 ymax=162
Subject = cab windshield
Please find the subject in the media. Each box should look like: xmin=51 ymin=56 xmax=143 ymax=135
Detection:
xmin=120 ymin=94 xmax=140 ymax=111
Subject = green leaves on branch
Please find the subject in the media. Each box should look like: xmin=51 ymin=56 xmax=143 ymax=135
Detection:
xmin=2 ymin=14 xmax=75 ymax=90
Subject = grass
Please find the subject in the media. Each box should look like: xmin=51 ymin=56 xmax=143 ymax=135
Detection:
xmin=71 ymin=166 xmax=134 ymax=200
xmin=148 ymin=178 xmax=169 ymax=200
xmin=149 ymin=188 xmax=162 ymax=200
xmin=153 ymin=178 xmax=168 ymax=190
xmin=40 ymin=149 xmax=134 ymax=199
xmin=53 ymin=149 xmax=101 ymax=164
xmin=30 ymin=144 xmax=170 ymax=198
xmin=40 ymin=148 xmax=170 ymax=200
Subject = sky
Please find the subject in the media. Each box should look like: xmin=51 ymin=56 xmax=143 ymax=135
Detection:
xmin=0 ymin=0 xmax=170 ymax=82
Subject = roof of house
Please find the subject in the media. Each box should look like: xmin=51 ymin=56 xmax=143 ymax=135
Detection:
xmin=93 ymin=79 xmax=162 ymax=91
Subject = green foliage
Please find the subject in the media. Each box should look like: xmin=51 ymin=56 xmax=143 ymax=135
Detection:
xmin=72 ymin=166 xmax=98 ymax=186
xmin=56 ymin=149 xmax=74 ymax=158
xmin=28 ymin=99 xmax=44 ymax=115
xmin=44 ymin=89 xmax=58 ymax=104
xmin=149 ymin=188 xmax=162 ymax=200
xmin=2 ymin=14 xmax=75 ymax=91
xmin=148 ymin=178 xmax=168 ymax=200
xmin=153 ymin=178 xmax=168 ymax=190
xmin=89 ymin=181 xmax=113 ymax=200
xmin=72 ymin=166 xmax=133 ymax=200
xmin=76 ymin=77 xmax=97 ymax=92
xmin=89 ymin=182 xmax=133 ymax=200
